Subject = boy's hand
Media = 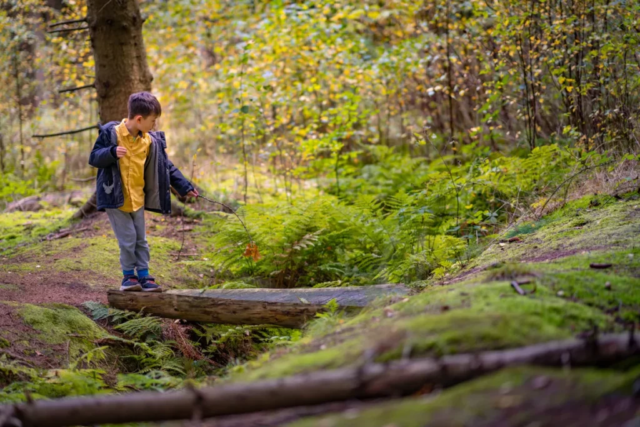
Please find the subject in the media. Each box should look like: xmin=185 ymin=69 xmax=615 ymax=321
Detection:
xmin=186 ymin=189 xmax=199 ymax=198
xmin=116 ymin=147 xmax=128 ymax=158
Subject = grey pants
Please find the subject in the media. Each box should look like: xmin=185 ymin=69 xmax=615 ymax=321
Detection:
xmin=105 ymin=208 xmax=150 ymax=272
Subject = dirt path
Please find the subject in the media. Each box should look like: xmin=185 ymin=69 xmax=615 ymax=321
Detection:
xmin=0 ymin=211 xmax=203 ymax=305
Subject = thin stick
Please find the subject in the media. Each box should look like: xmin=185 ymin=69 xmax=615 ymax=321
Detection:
xmin=47 ymin=26 xmax=89 ymax=34
xmin=177 ymin=205 xmax=186 ymax=261
xmin=536 ymin=160 xmax=614 ymax=218
xmin=48 ymin=18 xmax=87 ymax=28
xmin=13 ymin=43 xmax=24 ymax=176
xmin=59 ymin=84 xmax=95 ymax=94
xmin=70 ymin=176 xmax=96 ymax=182
xmin=33 ymin=125 xmax=98 ymax=139
xmin=197 ymin=195 xmax=252 ymax=242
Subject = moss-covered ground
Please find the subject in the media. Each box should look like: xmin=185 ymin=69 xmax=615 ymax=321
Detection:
xmin=1 ymin=195 xmax=639 ymax=426
xmin=233 ymin=198 xmax=639 ymax=382
xmin=0 ymin=208 xmax=73 ymax=251
xmin=0 ymin=207 xmax=215 ymax=402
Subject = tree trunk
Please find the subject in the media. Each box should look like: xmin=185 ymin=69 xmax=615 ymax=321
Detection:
xmin=107 ymin=285 xmax=409 ymax=328
xmin=87 ymin=0 xmax=152 ymax=122
xmin=73 ymin=0 xmax=153 ymax=218
xmin=1 ymin=333 xmax=636 ymax=427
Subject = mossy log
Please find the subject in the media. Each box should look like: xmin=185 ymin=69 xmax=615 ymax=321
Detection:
xmin=107 ymin=285 xmax=409 ymax=328
xmin=1 ymin=333 xmax=636 ymax=427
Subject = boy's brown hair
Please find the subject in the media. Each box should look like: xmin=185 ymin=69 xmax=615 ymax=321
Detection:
xmin=128 ymin=92 xmax=162 ymax=119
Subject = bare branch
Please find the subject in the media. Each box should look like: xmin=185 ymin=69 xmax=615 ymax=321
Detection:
xmin=47 ymin=26 xmax=89 ymax=34
xmin=32 ymin=125 xmax=98 ymax=139
xmin=59 ymin=84 xmax=95 ymax=94
xmin=48 ymin=18 xmax=87 ymax=28
xmin=70 ymin=176 xmax=96 ymax=182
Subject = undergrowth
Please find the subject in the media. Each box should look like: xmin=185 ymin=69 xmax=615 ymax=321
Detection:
xmin=203 ymin=146 xmax=626 ymax=288
xmin=0 ymin=300 xmax=301 ymax=403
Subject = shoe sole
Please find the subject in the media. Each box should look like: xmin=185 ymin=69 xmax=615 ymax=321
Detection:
xmin=142 ymin=287 xmax=162 ymax=292
xmin=120 ymin=284 xmax=143 ymax=291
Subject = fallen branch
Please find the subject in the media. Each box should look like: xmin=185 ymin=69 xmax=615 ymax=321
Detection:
xmin=33 ymin=125 xmax=98 ymax=139
xmin=169 ymin=252 xmax=199 ymax=257
xmin=510 ymin=281 xmax=526 ymax=295
xmin=0 ymin=349 xmax=36 ymax=369
xmin=45 ymin=227 xmax=89 ymax=241
xmin=1 ymin=333 xmax=636 ymax=427
xmin=590 ymin=263 xmax=613 ymax=269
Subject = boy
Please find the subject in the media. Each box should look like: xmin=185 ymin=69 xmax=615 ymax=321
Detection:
xmin=89 ymin=92 xmax=198 ymax=292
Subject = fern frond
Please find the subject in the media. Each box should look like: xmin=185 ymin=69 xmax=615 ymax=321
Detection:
xmin=115 ymin=317 xmax=163 ymax=340
xmin=82 ymin=301 xmax=109 ymax=321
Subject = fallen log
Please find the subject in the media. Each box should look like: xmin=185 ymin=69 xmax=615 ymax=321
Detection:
xmin=107 ymin=285 xmax=409 ymax=328
xmin=1 ymin=333 xmax=636 ymax=427
xmin=4 ymin=191 xmax=86 ymax=213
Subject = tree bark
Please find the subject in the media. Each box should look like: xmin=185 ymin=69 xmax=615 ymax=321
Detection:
xmin=107 ymin=285 xmax=409 ymax=328
xmin=1 ymin=333 xmax=636 ymax=427
xmin=86 ymin=0 xmax=152 ymax=122
xmin=73 ymin=0 xmax=153 ymax=218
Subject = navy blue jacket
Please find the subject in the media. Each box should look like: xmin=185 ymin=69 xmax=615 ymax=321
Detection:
xmin=88 ymin=121 xmax=194 ymax=215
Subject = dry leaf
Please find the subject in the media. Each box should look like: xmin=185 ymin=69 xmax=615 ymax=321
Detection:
xmin=243 ymin=242 xmax=261 ymax=261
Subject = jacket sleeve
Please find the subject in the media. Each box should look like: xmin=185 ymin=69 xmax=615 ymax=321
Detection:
xmin=88 ymin=128 xmax=117 ymax=168
xmin=168 ymin=158 xmax=195 ymax=197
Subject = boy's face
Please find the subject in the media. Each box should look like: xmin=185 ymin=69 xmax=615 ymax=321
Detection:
xmin=132 ymin=114 xmax=158 ymax=133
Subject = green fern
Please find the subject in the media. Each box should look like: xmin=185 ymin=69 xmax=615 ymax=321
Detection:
xmin=115 ymin=317 xmax=163 ymax=340
xmin=82 ymin=301 xmax=110 ymax=321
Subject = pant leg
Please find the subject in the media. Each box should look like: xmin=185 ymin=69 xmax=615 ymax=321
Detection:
xmin=131 ymin=208 xmax=150 ymax=271
xmin=105 ymin=209 xmax=137 ymax=271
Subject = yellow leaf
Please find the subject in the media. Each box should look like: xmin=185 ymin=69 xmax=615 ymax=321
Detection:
xmin=566 ymin=86 xmax=573 ymax=93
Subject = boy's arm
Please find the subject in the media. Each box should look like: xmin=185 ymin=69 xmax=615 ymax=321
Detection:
xmin=88 ymin=128 xmax=117 ymax=169
xmin=168 ymin=158 xmax=196 ymax=197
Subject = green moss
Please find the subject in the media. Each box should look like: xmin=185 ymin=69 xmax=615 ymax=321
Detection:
xmin=287 ymin=366 xmax=637 ymax=427
xmin=236 ymin=280 xmax=613 ymax=381
xmin=528 ymin=248 xmax=640 ymax=321
xmin=471 ymin=199 xmax=639 ymax=268
xmin=0 ymin=209 xmax=73 ymax=251
xmin=0 ymin=337 xmax=9 ymax=348
xmin=504 ymin=219 xmax=549 ymax=238
xmin=15 ymin=302 xmax=107 ymax=358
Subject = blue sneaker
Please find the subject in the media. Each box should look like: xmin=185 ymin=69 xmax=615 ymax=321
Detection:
xmin=120 ymin=275 xmax=142 ymax=292
xmin=139 ymin=276 xmax=162 ymax=292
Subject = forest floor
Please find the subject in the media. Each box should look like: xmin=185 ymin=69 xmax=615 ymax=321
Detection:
xmin=1 ymin=191 xmax=640 ymax=426
xmin=0 ymin=209 xmax=210 ymax=370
